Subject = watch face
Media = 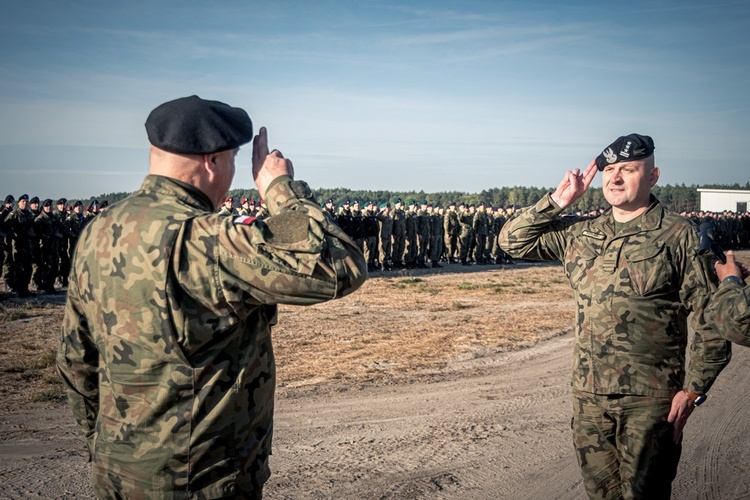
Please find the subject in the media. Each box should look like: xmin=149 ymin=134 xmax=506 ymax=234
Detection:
xmin=694 ymin=394 xmax=708 ymax=406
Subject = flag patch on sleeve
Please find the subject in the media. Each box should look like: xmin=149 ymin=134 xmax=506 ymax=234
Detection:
xmin=233 ymin=215 xmax=257 ymax=226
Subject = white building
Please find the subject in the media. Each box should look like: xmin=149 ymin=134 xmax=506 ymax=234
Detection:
xmin=697 ymin=188 xmax=750 ymax=212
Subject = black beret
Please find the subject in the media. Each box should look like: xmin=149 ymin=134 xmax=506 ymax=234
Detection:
xmin=30 ymin=196 xmax=39 ymax=204
xmin=56 ymin=198 xmax=67 ymax=205
xmin=73 ymin=200 xmax=83 ymax=207
xmin=5 ymin=195 xmax=14 ymax=203
xmin=595 ymin=133 xmax=655 ymax=171
xmin=42 ymin=199 xmax=53 ymax=207
xmin=145 ymin=95 xmax=253 ymax=155
xmin=19 ymin=194 xmax=29 ymax=201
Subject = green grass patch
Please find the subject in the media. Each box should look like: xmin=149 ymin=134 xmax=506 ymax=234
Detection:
xmin=31 ymin=388 xmax=65 ymax=402
xmin=400 ymin=277 xmax=424 ymax=285
xmin=34 ymin=351 xmax=57 ymax=369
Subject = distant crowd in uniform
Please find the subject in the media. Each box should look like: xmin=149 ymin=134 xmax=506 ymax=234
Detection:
xmin=3 ymin=191 xmax=749 ymax=298
xmin=1 ymin=195 xmax=109 ymax=297
xmin=212 ymin=195 xmax=750 ymax=273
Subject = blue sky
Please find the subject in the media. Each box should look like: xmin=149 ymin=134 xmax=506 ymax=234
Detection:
xmin=1 ymin=0 xmax=749 ymax=200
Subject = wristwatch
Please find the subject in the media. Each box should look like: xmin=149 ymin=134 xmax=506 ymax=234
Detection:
xmin=722 ymin=275 xmax=745 ymax=285
xmin=683 ymin=389 xmax=707 ymax=406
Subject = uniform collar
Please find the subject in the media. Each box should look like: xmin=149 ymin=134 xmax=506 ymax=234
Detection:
xmin=596 ymin=195 xmax=663 ymax=238
xmin=140 ymin=175 xmax=214 ymax=212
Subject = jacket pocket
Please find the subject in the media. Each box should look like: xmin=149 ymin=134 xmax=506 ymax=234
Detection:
xmin=564 ymin=237 xmax=600 ymax=287
xmin=624 ymin=243 xmax=675 ymax=296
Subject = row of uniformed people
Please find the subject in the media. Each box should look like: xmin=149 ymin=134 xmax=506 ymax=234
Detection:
xmin=1 ymin=194 xmax=108 ymax=296
xmin=323 ymin=198 xmax=516 ymax=271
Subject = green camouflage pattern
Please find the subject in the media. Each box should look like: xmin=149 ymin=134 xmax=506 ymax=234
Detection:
xmin=572 ymin=391 xmax=680 ymax=499
xmin=707 ymin=281 xmax=750 ymax=347
xmin=57 ymin=174 xmax=366 ymax=498
xmin=498 ymin=193 xmax=731 ymax=397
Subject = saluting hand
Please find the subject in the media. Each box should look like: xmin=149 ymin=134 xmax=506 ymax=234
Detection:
xmin=252 ymin=127 xmax=294 ymax=199
xmin=550 ymin=159 xmax=598 ymax=210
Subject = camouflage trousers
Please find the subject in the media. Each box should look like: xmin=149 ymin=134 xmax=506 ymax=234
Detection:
xmin=572 ymin=391 xmax=681 ymax=500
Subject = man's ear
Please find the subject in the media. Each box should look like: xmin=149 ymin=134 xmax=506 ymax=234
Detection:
xmin=650 ymin=166 xmax=660 ymax=187
xmin=202 ymin=154 xmax=218 ymax=180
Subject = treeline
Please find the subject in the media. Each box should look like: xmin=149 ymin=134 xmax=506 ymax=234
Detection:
xmin=83 ymin=182 xmax=750 ymax=213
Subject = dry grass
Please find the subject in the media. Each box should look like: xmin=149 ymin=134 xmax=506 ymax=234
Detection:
xmin=273 ymin=264 xmax=574 ymax=387
xmin=3 ymin=249 xmax=747 ymax=406
xmin=0 ymin=298 xmax=67 ymax=406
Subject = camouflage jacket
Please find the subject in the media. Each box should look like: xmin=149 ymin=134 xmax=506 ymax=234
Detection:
xmin=499 ymin=194 xmax=731 ymax=397
xmin=472 ymin=210 xmax=489 ymax=235
xmin=706 ymin=280 xmax=750 ymax=348
xmin=376 ymin=212 xmax=393 ymax=239
xmin=444 ymin=210 xmax=459 ymax=236
xmin=4 ymin=207 xmax=35 ymax=244
xmin=57 ymin=174 xmax=366 ymax=498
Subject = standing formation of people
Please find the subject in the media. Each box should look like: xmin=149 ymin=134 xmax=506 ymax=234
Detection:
xmin=1 ymin=195 xmax=107 ymax=297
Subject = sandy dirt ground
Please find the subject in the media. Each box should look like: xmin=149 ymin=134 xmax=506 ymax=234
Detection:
xmin=1 ymin=256 xmax=749 ymax=499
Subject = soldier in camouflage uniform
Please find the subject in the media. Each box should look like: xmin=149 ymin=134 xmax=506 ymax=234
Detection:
xmin=458 ymin=203 xmax=474 ymax=265
xmin=218 ymin=195 xmax=234 ymax=215
xmin=416 ymin=201 xmax=431 ymax=268
xmin=57 ymin=96 xmax=367 ymax=499
xmin=707 ymin=250 xmax=750 ymax=347
xmin=444 ymin=202 xmax=459 ymax=263
xmin=377 ymin=202 xmax=393 ymax=270
xmin=499 ymin=134 xmax=731 ymax=499
xmin=473 ymin=201 xmax=489 ymax=264
xmin=390 ymin=198 xmax=406 ymax=268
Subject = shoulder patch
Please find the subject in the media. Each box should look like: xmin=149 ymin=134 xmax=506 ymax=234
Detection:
xmin=233 ymin=215 xmax=257 ymax=226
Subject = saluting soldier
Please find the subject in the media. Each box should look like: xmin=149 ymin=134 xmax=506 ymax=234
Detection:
xmin=218 ymin=195 xmax=234 ymax=215
xmin=57 ymin=95 xmax=366 ymax=499
xmin=499 ymin=133 xmax=730 ymax=498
